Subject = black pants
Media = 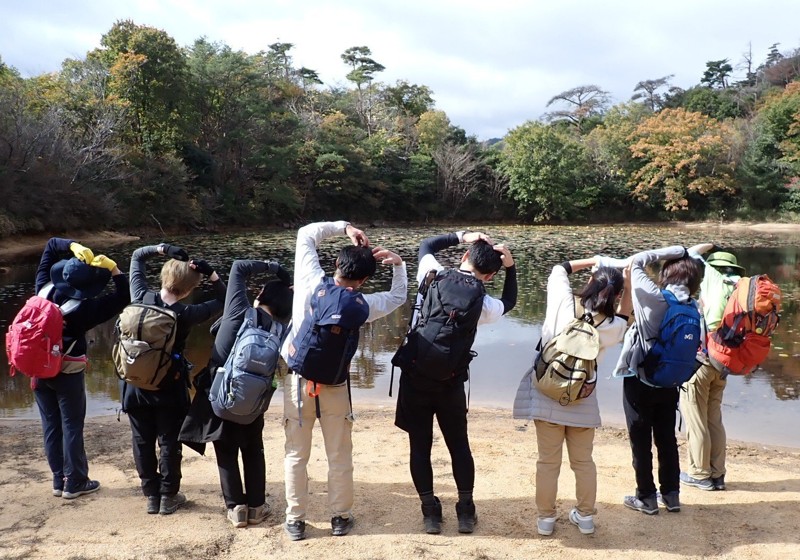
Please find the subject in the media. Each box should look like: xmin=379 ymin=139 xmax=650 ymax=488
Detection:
xmin=212 ymin=415 xmax=266 ymax=509
xmin=395 ymin=373 xmax=474 ymax=496
xmin=128 ymin=405 xmax=184 ymax=497
xmin=623 ymin=376 xmax=680 ymax=498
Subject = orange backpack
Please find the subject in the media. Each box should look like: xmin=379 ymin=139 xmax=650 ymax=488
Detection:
xmin=707 ymin=275 xmax=781 ymax=376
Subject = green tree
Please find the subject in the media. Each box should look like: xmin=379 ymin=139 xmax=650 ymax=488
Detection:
xmin=97 ymin=20 xmax=190 ymax=155
xmin=341 ymin=46 xmax=385 ymax=135
xmin=701 ymin=59 xmax=733 ymax=89
xmin=501 ymin=122 xmax=599 ymax=221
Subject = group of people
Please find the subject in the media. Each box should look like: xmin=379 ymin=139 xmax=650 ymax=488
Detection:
xmin=25 ymin=224 xmax=743 ymax=540
xmin=513 ymin=243 xmax=744 ymax=536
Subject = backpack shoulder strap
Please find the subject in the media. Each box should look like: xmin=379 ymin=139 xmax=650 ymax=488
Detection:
xmin=143 ymin=291 xmax=158 ymax=306
xmin=38 ymin=282 xmax=82 ymax=316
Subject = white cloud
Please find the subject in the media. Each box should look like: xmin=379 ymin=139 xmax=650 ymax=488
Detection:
xmin=2 ymin=0 xmax=800 ymax=138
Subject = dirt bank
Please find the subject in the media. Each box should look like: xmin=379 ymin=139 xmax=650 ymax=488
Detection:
xmin=0 ymin=406 xmax=797 ymax=560
xmin=0 ymin=231 xmax=140 ymax=264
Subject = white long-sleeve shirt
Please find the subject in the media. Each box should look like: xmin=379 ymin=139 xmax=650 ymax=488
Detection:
xmin=280 ymin=220 xmax=408 ymax=362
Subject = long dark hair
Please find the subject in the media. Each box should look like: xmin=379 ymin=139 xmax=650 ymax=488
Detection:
xmin=579 ymin=266 xmax=624 ymax=317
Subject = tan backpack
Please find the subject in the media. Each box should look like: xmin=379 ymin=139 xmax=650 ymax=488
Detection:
xmin=112 ymin=294 xmax=178 ymax=391
xmin=534 ymin=299 xmax=605 ymax=406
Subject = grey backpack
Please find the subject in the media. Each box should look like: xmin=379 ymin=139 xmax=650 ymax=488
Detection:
xmin=209 ymin=308 xmax=285 ymax=425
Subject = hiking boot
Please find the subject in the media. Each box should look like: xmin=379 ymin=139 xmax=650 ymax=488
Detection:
xmin=623 ymin=494 xmax=659 ymax=515
xmin=421 ymin=497 xmax=443 ymax=535
xmin=159 ymin=492 xmax=187 ymax=515
xmin=331 ymin=515 xmax=355 ymax=536
xmin=62 ymin=480 xmax=101 ymax=500
xmin=456 ymin=502 xmax=477 ymax=534
xmin=712 ymin=475 xmax=726 ymax=491
xmin=569 ymin=508 xmax=595 ymax=534
xmin=537 ymin=517 xmax=556 ymax=536
xmin=146 ymin=495 xmax=161 ymax=515
xmin=227 ymin=504 xmax=248 ymax=528
xmin=657 ymin=491 xmax=681 ymax=513
xmin=680 ymin=472 xmax=715 ymax=491
xmin=284 ymin=520 xmax=306 ymax=541
xmin=248 ymin=503 xmax=271 ymax=525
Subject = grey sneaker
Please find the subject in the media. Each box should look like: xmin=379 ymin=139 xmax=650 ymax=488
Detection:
xmin=227 ymin=504 xmax=248 ymax=528
xmin=680 ymin=472 xmax=715 ymax=491
xmin=62 ymin=480 xmax=100 ymax=500
xmin=159 ymin=492 xmax=187 ymax=515
xmin=248 ymin=503 xmax=271 ymax=525
xmin=569 ymin=508 xmax=595 ymax=534
xmin=537 ymin=517 xmax=556 ymax=536
xmin=285 ymin=520 xmax=306 ymax=541
xmin=146 ymin=495 xmax=161 ymax=514
xmin=331 ymin=515 xmax=355 ymax=536
xmin=711 ymin=475 xmax=726 ymax=491
xmin=657 ymin=491 xmax=681 ymax=512
xmin=623 ymin=494 xmax=659 ymax=515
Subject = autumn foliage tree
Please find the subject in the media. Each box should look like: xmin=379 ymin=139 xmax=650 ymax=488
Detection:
xmin=628 ymin=108 xmax=735 ymax=212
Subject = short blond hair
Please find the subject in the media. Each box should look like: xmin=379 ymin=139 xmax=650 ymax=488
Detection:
xmin=160 ymin=259 xmax=201 ymax=297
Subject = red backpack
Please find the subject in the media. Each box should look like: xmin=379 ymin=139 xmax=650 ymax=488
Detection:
xmin=5 ymin=284 xmax=81 ymax=379
xmin=707 ymin=275 xmax=781 ymax=376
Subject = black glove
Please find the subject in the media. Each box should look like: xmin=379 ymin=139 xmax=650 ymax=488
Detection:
xmin=710 ymin=243 xmax=725 ymax=254
xmin=190 ymin=259 xmax=214 ymax=276
xmin=159 ymin=243 xmax=189 ymax=261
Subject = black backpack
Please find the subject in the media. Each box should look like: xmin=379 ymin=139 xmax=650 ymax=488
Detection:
xmin=392 ymin=268 xmax=485 ymax=382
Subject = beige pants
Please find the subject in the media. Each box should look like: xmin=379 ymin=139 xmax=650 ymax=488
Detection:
xmin=283 ymin=373 xmax=354 ymax=522
xmin=681 ymin=362 xmax=727 ymax=479
xmin=534 ymin=420 xmax=597 ymax=518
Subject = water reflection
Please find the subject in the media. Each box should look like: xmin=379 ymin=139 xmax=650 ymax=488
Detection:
xmin=1 ymin=226 xmax=798 ymax=446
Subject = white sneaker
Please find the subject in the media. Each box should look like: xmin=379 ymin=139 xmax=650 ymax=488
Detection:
xmin=537 ymin=517 xmax=556 ymax=536
xmin=569 ymin=508 xmax=595 ymax=535
xmin=227 ymin=504 xmax=248 ymax=528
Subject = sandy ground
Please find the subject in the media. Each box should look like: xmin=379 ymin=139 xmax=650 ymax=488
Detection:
xmin=0 ymin=406 xmax=798 ymax=560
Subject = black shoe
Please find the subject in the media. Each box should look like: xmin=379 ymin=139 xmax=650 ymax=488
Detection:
xmin=62 ymin=480 xmax=100 ymax=500
xmin=421 ymin=497 xmax=443 ymax=535
xmin=657 ymin=491 xmax=681 ymax=513
xmin=159 ymin=492 xmax=186 ymax=515
xmin=331 ymin=515 xmax=355 ymax=536
xmin=456 ymin=502 xmax=477 ymax=534
xmin=284 ymin=520 xmax=306 ymax=541
xmin=623 ymin=494 xmax=659 ymax=515
xmin=146 ymin=495 xmax=160 ymax=514
xmin=711 ymin=475 xmax=726 ymax=491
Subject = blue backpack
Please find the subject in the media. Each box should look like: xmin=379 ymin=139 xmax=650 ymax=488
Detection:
xmin=287 ymin=278 xmax=370 ymax=386
xmin=209 ymin=307 xmax=285 ymax=425
xmin=639 ymin=290 xmax=702 ymax=388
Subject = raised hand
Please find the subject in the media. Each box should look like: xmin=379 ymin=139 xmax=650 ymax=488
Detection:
xmin=493 ymin=244 xmax=515 ymax=268
xmin=158 ymin=243 xmax=189 ymax=261
xmin=372 ymin=246 xmax=403 ymax=266
xmin=90 ymin=255 xmax=117 ymax=271
xmin=189 ymin=259 xmax=214 ymax=276
xmin=345 ymin=224 xmax=369 ymax=247
xmin=69 ymin=242 xmax=94 ymax=264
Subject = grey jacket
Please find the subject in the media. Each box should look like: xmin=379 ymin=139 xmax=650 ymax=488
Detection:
xmin=612 ymin=245 xmax=694 ymax=378
xmin=513 ymin=264 xmax=627 ymax=428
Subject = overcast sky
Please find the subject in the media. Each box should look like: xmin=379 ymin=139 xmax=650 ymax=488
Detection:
xmin=2 ymin=0 xmax=799 ymax=139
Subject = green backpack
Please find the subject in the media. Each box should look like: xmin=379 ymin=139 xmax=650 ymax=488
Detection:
xmin=112 ymin=293 xmax=179 ymax=391
xmin=534 ymin=299 xmax=604 ymax=406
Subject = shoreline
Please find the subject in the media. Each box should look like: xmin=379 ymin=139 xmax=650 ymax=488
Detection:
xmin=1 ymin=405 xmax=798 ymax=560
xmin=2 ymin=221 xmax=799 ymax=265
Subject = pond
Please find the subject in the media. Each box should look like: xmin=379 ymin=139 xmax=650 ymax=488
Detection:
xmin=1 ymin=225 xmax=798 ymax=447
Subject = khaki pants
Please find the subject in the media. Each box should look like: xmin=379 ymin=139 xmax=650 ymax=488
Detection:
xmin=534 ymin=420 xmax=597 ymax=518
xmin=681 ymin=362 xmax=727 ymax=480
xmin=283 ymin=373 xmax=354 ymax=522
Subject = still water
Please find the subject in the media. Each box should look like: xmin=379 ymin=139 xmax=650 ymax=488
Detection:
xmin=1 ymin=225 xmax=798 ymax=447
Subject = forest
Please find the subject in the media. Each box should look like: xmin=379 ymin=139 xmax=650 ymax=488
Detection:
xmin=1 ymin=20 xmax=799 ymax=236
